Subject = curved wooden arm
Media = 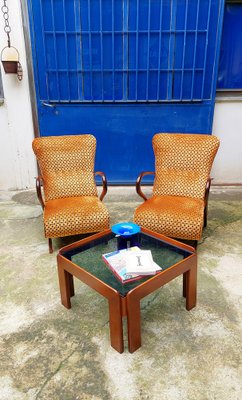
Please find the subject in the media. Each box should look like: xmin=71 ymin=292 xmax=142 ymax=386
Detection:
xmin=35 ymin=176 xmax=45 ymax=210
xmin=136 ymin=171 xmax=155 ymax=201
xmin=204 ymin=177 xmax=212 ymax=228
xmin=95 ymin=171 xmax=108 ymax=201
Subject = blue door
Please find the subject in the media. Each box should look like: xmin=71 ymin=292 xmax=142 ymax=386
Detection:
xmin=27 ymin=0 xmax=224 ymax=183
xmin=217 ymin=1 xmax=242 ymax=90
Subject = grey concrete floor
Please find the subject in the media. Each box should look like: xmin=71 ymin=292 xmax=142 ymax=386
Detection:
xmin=0 ymin=186 xmax=242 ymax=400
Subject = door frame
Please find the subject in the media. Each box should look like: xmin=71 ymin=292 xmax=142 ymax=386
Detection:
xmin=21 ymin=0 xmax=39 ymax=139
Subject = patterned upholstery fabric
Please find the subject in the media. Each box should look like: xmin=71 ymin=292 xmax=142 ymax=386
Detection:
xmin=44 ymin=196 xmax=109 ymax=238
xmin=134 ymin=196 xmax=204 ymax=240
xmin=153 ymin=133 xmax=220 ymax=199
xmin=32 ymin=135 xmax=98 ymax=201
xmin=32 ymin=134 xmax=110 ymax=239
xmin=134 ymin=133 xmax=220 ymax=241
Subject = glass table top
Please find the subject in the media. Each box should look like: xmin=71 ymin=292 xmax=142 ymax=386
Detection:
xmin=61 ymin=232 xmax=193 ymax=297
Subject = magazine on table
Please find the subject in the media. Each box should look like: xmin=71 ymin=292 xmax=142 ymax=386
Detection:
xmin=125 ymin=250 xmax=161 ymax=275
xmin=102 ymin=246 xmax=162 ymax=284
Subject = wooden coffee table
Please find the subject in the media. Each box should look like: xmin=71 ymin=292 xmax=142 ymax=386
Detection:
xmin=57 ymin=228 xmax=197 ymax=353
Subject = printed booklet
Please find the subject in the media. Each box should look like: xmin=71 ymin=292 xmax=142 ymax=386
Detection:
xmin=125 ymin=250 xmax=160 ymax=275
xmin=102 ymin=246 xmax=162 ymax=284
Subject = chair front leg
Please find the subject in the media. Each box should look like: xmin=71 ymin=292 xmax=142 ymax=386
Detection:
xmin=48 ymin=238 xmax=53 ymax=254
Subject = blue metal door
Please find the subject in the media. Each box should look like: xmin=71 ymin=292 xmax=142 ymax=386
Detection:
xmin=217 ymin=1 xmax=242 ymax=90
xmin=27 ymin=0 xmax=224 ymax=183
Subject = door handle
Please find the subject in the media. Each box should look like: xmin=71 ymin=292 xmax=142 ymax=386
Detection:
xmin=41 ymin=101 xmax=58 ymax=115
xmin=42 ymin=101 xmax=56 ymax=108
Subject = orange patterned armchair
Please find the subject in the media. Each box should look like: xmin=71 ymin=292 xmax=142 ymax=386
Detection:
xmin=134 ymin=133 xmax=220 ymax=244
xmin=32 ymin=134 xmax=110 ymax=253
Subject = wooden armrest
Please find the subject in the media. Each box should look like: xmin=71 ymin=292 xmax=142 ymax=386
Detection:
xmin=205 ymin=177 xmax=212 ymax=204
xmin=95 ymin=171 xmax=108 ymax=201
xmin=203 ymin=177 xmax=213 ymax=228
xmin=35 ymin=176 xmax=45 ymax=210
xmin=136 ymin=171 xmax=155 ymax=201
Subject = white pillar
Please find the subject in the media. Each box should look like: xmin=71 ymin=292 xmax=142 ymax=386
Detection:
xmin=212 ymin=101 xmax=242 ymax=184
xmin=0 ymin=0 xmax=37 ymax=190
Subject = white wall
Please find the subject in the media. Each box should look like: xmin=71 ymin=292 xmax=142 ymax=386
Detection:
xmin=212 ymin=101 xmax=242 ymax=184
xmin=0 ymin=0 xmax=37 ymax=190
xmin=0 ymin=2 xmax=241 ymax=190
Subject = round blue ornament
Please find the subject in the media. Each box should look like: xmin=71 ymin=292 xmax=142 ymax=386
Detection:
xmin=111 ymin=222 xmax=141 ymax=237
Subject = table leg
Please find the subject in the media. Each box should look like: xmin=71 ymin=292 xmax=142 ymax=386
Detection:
xmin=57 ymin=265 xmax=71 ymax=309
xmin=127 ymin=296 xmax=141 ymax=353
xmin=183 ymin=272 xmax=187 ymax=298
xmin=108 ymin=295 xmax=124 ymax=353
xmin=68 ymin=273 xmax=75 ymax=297
xmin=185 ymin=264 xmax=197 ymax=311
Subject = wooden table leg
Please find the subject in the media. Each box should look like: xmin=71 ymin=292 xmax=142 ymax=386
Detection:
xmin=57 ymin=265 xmax=71 ymax=309
xmin=185 ymin=263 xmax=197 ymax=311
xmin=108 ymin=295 xmax=124 ymax=353
xmin=127 ymin=295 xmax=142 ymax=353
xmin=68 ymin=273 xmax=75 ymax=297
xmin=183 ymin=272 xmax=187 ymax=298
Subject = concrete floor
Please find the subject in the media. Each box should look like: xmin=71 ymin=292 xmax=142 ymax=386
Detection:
xmin=0 ymin=186 xmax=242 ymax=400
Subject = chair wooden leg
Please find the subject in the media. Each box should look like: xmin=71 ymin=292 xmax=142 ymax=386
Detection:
xmin=193 ymin=240 xmax=198 ymax=250
xmin=48 ymin=238 xmax=53 ymax=253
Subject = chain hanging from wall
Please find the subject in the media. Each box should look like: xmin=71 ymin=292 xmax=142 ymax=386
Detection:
xmin=1 ymin=0 xmax=23 ymax=80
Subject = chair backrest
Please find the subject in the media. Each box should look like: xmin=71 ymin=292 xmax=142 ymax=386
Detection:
xmin=152 ymin=133 xmax=220 ymax=199
xmin=32 ymin=134 xmax=98 ymax=201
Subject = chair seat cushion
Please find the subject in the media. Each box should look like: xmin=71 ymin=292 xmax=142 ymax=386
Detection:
xmin=134 ymin=195 xmax=205 ymax=240
xmin=44 ymin=196 xmax=109 ymax=238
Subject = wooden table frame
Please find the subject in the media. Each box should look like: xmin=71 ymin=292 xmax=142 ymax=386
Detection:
xmin=57 ymin=228 xmax=197 ymax=353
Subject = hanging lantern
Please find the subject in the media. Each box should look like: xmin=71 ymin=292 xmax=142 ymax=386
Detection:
xmin=1 ymin=46 xmax=19 ymax=73
xmin=1 ymin=0 xmax=23 ymax=80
